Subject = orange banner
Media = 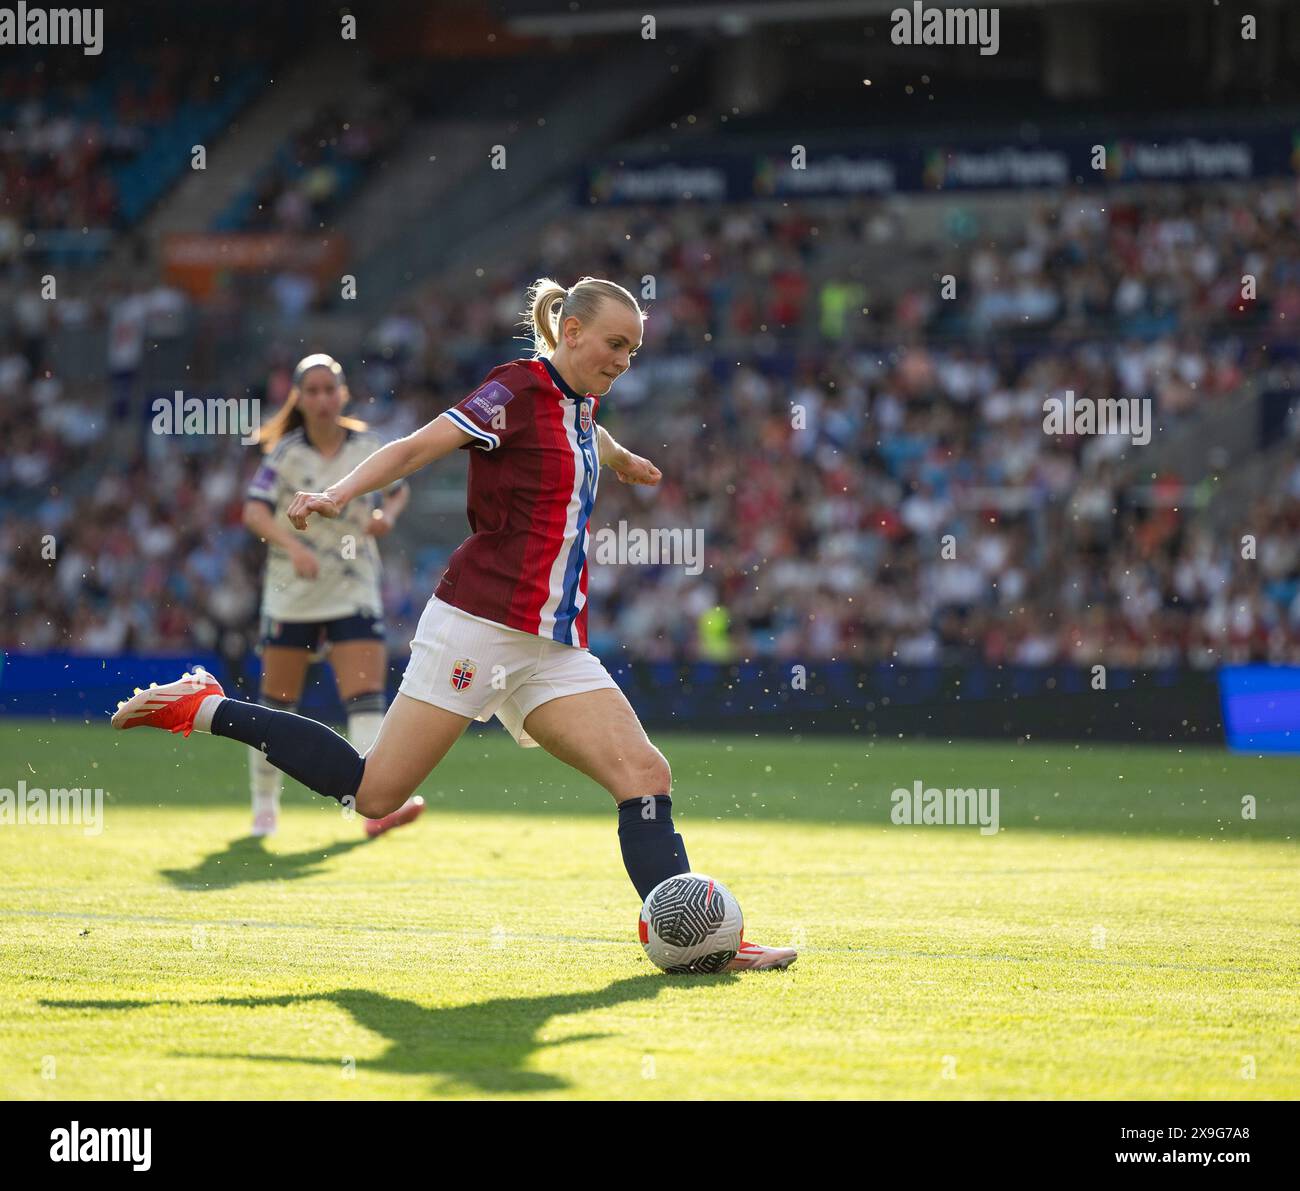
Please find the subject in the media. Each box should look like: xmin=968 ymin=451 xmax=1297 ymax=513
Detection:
xmin=162 ymin=233 xmax=349 ymax=300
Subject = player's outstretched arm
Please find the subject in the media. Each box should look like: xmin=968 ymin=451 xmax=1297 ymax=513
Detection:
xmin=287 ymin=417 xmax=473 ymax=529
xmin=596 ymin=425 xmax=662 ymax=486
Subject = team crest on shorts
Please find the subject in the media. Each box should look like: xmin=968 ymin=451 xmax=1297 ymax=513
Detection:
xmin=450 ymin=658 xmax=477 ymax=691
xmin=579 ymin=399 xmax=592 ymax=434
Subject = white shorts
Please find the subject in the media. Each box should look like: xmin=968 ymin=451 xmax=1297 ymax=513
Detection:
xmin=398 ymin=596 xmax=620 ymax=747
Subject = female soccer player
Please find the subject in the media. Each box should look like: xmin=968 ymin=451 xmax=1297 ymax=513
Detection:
xmin=243 ymin=353 xmax=420 ymax=839
xmin=113 ymin=277 xmax=795 ymax=971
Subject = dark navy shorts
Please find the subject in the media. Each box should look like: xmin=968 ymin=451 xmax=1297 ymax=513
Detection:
xmin=260 ymin=613 xmax=386 ymax=652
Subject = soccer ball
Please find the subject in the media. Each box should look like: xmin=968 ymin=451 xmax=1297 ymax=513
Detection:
xmin=639 ymin=873 xmax=743 ymax=973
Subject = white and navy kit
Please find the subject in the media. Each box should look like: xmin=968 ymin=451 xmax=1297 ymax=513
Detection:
xmin=247 ymin=427 xmax=405 ymax=642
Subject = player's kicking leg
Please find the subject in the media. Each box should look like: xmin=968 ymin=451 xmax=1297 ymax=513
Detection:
xmin=519 ymin=685 xmax=797 ymax=972
xmin=111 ymin=668 xmax=467 ymax=826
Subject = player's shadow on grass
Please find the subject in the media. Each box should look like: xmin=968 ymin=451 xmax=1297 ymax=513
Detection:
xmin=44 ymin=975 xmax=707 ymax=1094
xmin=159 ymin=834 xmax=369 ymax=891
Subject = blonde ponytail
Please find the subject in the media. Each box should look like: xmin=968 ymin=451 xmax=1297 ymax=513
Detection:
xmin=524 ymin=278 xmax=568 ymax=354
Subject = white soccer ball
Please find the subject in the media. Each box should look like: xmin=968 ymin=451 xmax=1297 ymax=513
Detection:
xmin=639 ymin=873 xmax=743 ymax=973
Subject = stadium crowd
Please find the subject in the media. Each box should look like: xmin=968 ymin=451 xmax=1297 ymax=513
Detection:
xmin=227 ymin=96 xmax=411 ymax=235
xmin=3 ymin=182 xmax=1300 ymax=667
xmin=0 ymin=41 xmax=267 ymax=242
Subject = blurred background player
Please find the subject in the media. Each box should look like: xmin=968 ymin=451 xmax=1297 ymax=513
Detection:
xmin=243 ymin=352 xmax=419 ymax=838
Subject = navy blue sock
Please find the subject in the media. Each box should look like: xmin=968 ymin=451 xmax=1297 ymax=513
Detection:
xmin=617 ymin=794 xmax=691 ymax=901
xmin=212 ymin=699 xmax=364 ymax=805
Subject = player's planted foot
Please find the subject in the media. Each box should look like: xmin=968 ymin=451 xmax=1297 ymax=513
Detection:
xmin=110 ymin=667 xmax=224 ymax=737
xmin=364 ymin=795 xmax=425 ymax=839
xmin=251 ymin=809 xmax=278 ymax=837
xmin=725 ymin=939 xmax=798 ymax=972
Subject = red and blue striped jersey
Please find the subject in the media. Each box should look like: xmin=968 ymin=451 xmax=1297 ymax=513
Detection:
xmin=434 ymin=357 xmax=601 ymax=648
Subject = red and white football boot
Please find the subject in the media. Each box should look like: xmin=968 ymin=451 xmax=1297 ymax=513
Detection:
xmin=110 ymin=667 xmax=224 ymax=737
xmin=725 ymin=937 xmax=798 ymax=972
xmin=364 ymin=795 xmax=426 ymax=839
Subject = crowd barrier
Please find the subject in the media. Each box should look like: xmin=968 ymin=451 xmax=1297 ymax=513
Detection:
xmin=4 ymin=653 xmax=1282 ymax=749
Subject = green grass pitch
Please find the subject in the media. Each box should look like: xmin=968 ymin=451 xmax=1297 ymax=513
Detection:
xmin=1 ymin=720 xmax=1296 ymax=1100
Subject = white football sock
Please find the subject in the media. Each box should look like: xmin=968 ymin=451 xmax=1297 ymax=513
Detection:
xmin=249 ymin=746 xmax=282 ymax=815
xmin=193 ymin=694 xmax=224 ymax=735
xmin=347 ymin=709 xmax=384 ymax=757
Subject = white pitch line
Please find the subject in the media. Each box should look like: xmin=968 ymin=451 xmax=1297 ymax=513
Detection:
xmin=0 ymin=908 xmax=1257 ymax=973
